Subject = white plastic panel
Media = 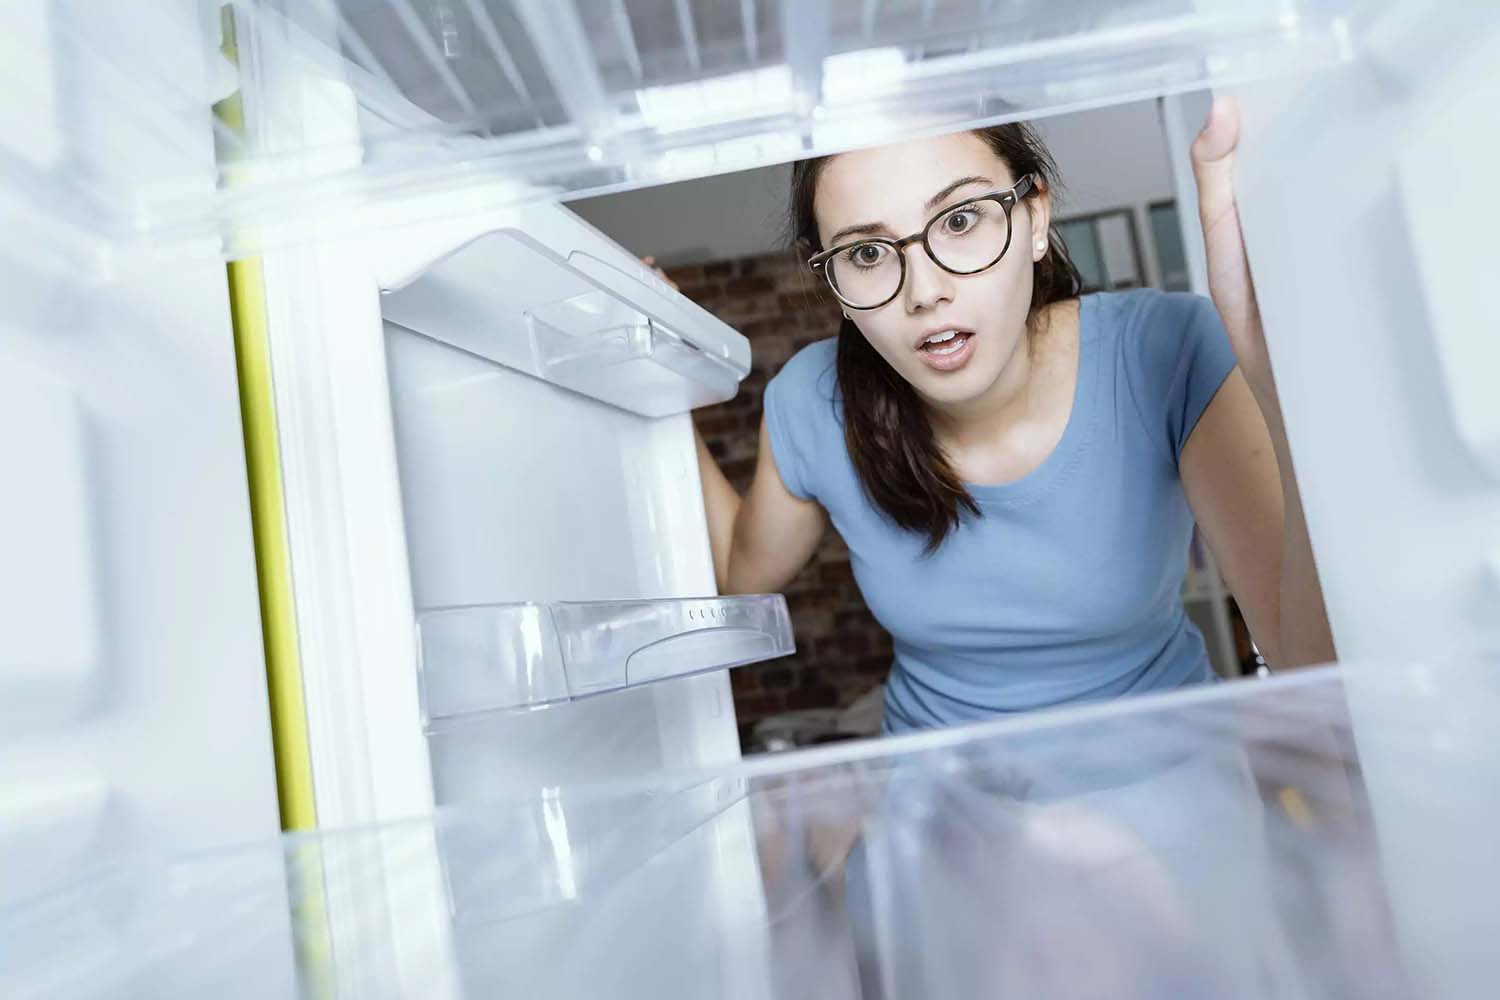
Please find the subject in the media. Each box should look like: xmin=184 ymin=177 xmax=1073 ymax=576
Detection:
xmin=1395 ymin=54 xmax=1500 ymax=480
xmin=0 ymin=361 xmax=100 ymax=717
xmin=385 ymin=319 xmax=741 ymax=808
xmin=0 ymin=251 xmax=283 ymax=907
xmin=0 ymin=0 xmax=281 ymax=915
xmin=1223 ymin=6 xmax=1500 ymax=995
xmin=7 ymin=0 xmax=1365 ymax=265
xmin=417 ymin=595 xmax=793 ymax=718
xmin=4 ymin=655 xmax=1498 ymax=999
xmin=0 ymin=771 xmax=112 ymax=906
xmin=1226 ymin=0 xmax=1500 ymax=662
xmin=384 ymin=309 xmax=755 ymax=958
xmin=0 ymin=1 xmax=61 ymax=169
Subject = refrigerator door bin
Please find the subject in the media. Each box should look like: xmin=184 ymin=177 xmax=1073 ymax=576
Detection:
xmin=415 ymin=594 xmax=794 ymax=720
xmin=381 ymin=217 xmax=750 ymax=417
xmin=527 ymin=292 xmax=742 ymax=418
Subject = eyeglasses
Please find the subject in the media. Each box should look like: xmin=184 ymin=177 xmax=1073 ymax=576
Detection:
xmin=808 ymin=174 xmax=1036 ymax=310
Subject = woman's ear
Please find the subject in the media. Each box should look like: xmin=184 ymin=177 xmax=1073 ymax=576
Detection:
xmin=1027 ymin=177 xmax=1053 ymax=262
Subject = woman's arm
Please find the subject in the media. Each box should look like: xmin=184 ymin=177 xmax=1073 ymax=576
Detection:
xmin=645 ymin=256 xmax=825 ymax=596
xmin=696 ymin=416 xmax=826 ymax=595
xmin=1180 ymin=371 xmax=1335 ymax=668
xmin=696 ymin=426 xmax=743 ymax=585
xmin=1183 ymin=97 xmax=1335 ymax=668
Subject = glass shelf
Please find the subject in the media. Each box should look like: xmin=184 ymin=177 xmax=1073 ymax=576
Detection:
xmin=5 ymin=653 xmax=1497 ymax=998
xmin=2 ymin=0 xmax=1372 ymax=268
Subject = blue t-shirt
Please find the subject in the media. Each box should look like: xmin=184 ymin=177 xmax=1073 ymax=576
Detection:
xmin=762 ymin=289 xmax=1237 ymax=734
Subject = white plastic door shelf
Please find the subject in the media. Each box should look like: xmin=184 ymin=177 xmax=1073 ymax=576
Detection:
xmin=416 ymin=594 xmax=794 ymax=719
xmin=379 ymin=199 xmax=751 ymax=417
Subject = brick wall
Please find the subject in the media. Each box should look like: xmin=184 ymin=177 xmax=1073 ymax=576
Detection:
xmin=667 ymin=252 xmax=894 ymax=743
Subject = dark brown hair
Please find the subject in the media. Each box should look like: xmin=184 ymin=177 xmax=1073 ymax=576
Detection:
xmin=788 ymin=124 xmax=1082 ymax=554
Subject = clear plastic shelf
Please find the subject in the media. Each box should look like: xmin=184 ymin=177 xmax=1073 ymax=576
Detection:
xmin=379 ymin=209 xmax=752 ymax=418
xmin=415 ymin=595 xmax=794 ymax=721
xmin=528 ymin=292 xmax=743 ymax=417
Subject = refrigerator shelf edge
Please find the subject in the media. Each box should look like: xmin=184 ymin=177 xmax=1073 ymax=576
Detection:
xmin=415 ymin=594 xmax=794 ymax=723
xmin=7 ymin=0 xmax=1367 ymax=270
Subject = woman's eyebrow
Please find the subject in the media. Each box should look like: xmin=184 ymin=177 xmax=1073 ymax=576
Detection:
xmin=827 ymin=220 xmax=890 ymax=245
xmin=826 ymin=175 xmax=997 ymax=246
xmin=925 ymin=174 xmax=993 ymax=211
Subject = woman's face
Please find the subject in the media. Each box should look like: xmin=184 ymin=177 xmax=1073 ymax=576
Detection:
xmin=813 ymin=132 xmax=1052 ymax=408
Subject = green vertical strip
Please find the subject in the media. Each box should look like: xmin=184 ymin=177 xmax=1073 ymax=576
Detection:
xmin=218 ymin=19 xmax=337 ymax=997
xmin=215 ymin=12 xmax=317 ymax=835
xmin=225 ymin=254 xmax=319 ymax=834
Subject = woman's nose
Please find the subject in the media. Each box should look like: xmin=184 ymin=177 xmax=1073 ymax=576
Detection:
xmin=902 ymin=243 xmax=954 ymax=313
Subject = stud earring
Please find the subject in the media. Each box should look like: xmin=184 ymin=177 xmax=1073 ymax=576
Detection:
xmin=1035 ymin=239 xmax=1047 ymax=253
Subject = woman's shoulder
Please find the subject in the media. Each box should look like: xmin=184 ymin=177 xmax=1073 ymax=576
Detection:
xmin=765 ymin=336 xmax=841 ymax=415
xmin=770 ymin=336 xmax=839 ymax=390
xmin=761 ymin=337 xmax=843 ymax=502
xmin=1089 ymin=286 xmax=1228 ymax=374
xmin=1089 ymin=288 xmax=1237 ymax=460
xmin=1087 ymin=287 xmax=1217 ymax=342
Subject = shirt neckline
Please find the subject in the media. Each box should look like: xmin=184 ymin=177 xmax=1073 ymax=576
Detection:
xmin=963 ymin=293 xmax=1102 ymax=508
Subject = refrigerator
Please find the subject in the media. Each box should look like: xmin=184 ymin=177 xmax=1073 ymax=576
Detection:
xmin=3 ymin=0 xmax=1498 ymax=996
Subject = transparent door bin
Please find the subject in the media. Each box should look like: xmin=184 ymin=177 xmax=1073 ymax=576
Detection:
xmin=380 ymin=226 xmax=750 ymax=418
xmin=528 ymin=291 xmax=743 ymax=418
xmin=416 ymin=595 xmax=794 ymax=721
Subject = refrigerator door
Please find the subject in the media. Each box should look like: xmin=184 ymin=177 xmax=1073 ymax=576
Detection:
xmin=5 ymin=654 xmax=1497 ymax=999
xmin=1223 ymin=0 xmax=1500 ymax=661
xmin=1216 ymin=7 xmax=1500 ymax=995
xmin=0 ymin=1 xmax=281 ymax=904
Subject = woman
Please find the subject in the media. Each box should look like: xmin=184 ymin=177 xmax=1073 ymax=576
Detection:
xmin=694 ymin=98 xmax=1335 ymax=735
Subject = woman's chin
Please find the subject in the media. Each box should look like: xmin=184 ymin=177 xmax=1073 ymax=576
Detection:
xmin=913 ymin=357 xmax=1007 ymax=408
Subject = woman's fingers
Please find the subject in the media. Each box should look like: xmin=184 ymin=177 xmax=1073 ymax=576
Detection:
xmin=641 ymin=255 xmax=678 ymax=290
xmin=1190 ymin=96 xmax=1240 ymax=235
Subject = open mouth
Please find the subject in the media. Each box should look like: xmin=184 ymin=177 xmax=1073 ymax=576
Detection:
xmin=918 ymin=329 xmax=973 ymax=357
xmin=914 ymin=327 xmax=976 ymax=371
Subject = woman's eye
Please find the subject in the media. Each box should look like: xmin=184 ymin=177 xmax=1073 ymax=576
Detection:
xmin=944 ymin=208 xmax=980 ymax=234
xmin=852 ymin=244 xmax=885 ymax=265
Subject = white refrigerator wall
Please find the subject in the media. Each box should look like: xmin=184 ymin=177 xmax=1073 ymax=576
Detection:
xmin=385 ymin=321 xmax=742 ymax=802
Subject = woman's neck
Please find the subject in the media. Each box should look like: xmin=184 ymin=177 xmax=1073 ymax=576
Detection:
xmin=924 ymin=300 xmax=1074 ymax=451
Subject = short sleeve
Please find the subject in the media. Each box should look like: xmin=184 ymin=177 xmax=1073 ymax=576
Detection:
xmin=1122 ymin=290 xmax=1238 ymax=462
xmin=761 ymin=339 xmax=839 ymax=502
